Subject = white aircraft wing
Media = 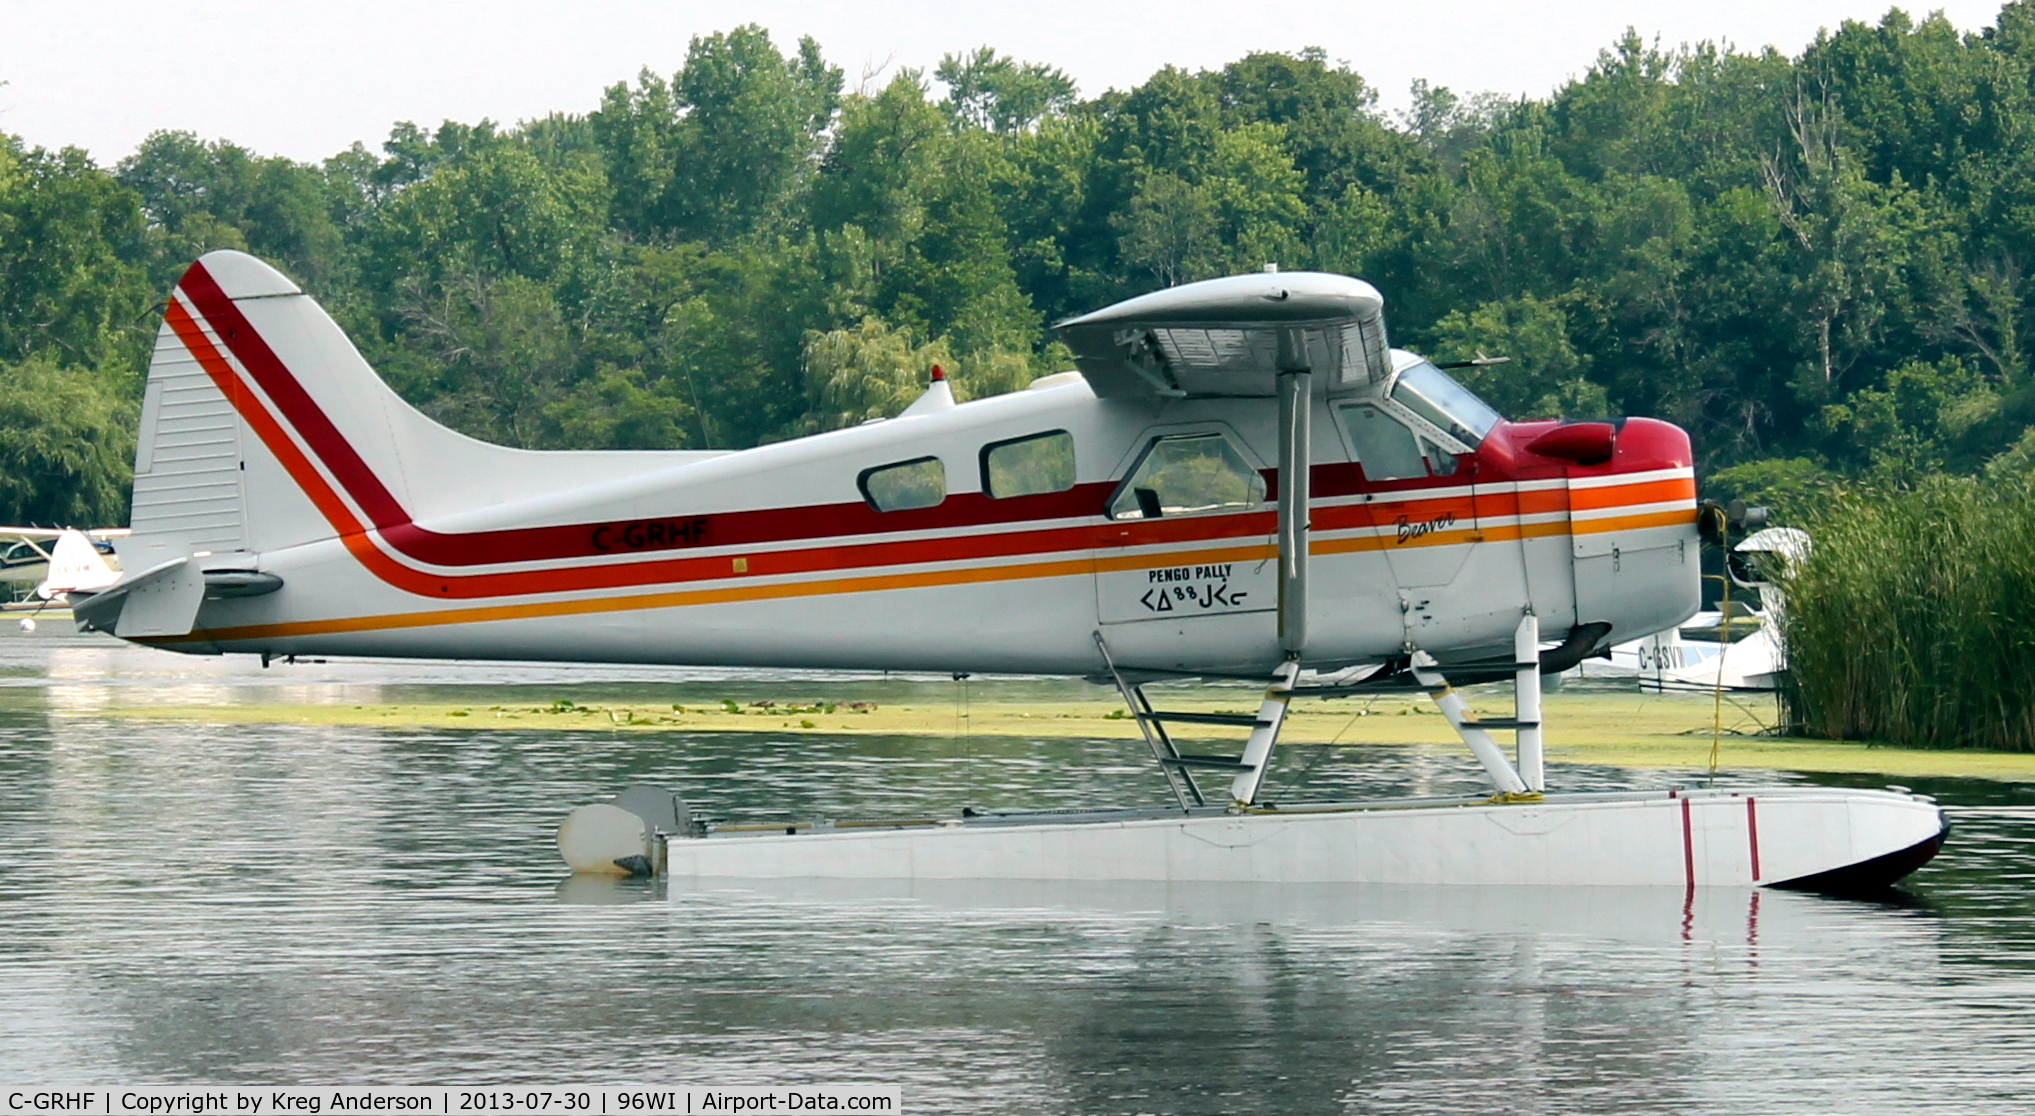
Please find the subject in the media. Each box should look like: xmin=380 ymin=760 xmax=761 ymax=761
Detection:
xmin=1053 ymin=271 xmax=1391 ymax=399
xmin=0 ymin=527 xmax=130 ymax=541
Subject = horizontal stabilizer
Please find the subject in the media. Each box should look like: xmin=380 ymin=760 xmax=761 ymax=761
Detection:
xmin=71 ymin=557 xmax=206 ymax=638
xmin=1054 ymin=271 xmax=1390 ymax=399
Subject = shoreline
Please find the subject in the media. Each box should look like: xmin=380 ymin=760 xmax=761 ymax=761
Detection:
xmin=69 ymin=689 xmax=2035 ymax=783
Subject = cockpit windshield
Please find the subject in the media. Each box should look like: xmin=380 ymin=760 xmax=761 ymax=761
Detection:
xmin=1391 ymin=362 xmax=1502 ymax=447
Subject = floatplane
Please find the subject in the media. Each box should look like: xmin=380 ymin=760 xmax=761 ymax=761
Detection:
xmin=69 ymin=250 xmax=1945 ymax=892
xmin=2 ymin=527 xmax=124 ymax=629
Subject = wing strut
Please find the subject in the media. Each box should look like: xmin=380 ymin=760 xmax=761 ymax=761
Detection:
xmin=1274 ymin=332 xmax=1310 ymax=658
xmin=1225 ymin=337 xmax=1313 ymax=806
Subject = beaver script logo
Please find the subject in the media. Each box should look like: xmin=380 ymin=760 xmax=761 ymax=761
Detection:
xmin=1395 ymin=511 xmax=1458 ymax=545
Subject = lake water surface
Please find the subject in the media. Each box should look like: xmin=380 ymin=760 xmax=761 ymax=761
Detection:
xmin=3 ymin=630 xmax=2034 ymax=1113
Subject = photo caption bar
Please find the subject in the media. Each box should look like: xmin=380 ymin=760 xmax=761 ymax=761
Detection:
xmin=5 ymin=1089 xmax=899 ymax=1116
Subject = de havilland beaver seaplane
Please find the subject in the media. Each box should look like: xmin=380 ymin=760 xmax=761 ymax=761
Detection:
xmin=70 ymin=249 xmax=1945 ymax=891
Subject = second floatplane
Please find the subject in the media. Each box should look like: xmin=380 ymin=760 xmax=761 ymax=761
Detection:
xmin=76 ymin=251 xmax=1945 ymax=891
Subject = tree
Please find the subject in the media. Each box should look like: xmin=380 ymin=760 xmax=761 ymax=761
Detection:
xmin=1115 ymin=172 xmax=1219 ymax=287
xmin=667 ymin=27 xmax=841 ymax=242
xmin=936 ymin=48 xmax=1077 ymax=133
xmin=802 ymin=316 xmax=955 ymax=430
xmin=0 ymin=138 xmax=152 ymax=374
xmin=1432 ymin=293 xmax=1606 ymax=419
xmin=118 ymin=131 xmax=349 ymax=291
xmin=0 ymin=355 xmax=135 ymax=525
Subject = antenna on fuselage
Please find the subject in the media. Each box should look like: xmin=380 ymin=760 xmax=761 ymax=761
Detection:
xmin=1436 ymin=351 xmax=1512 ymax=370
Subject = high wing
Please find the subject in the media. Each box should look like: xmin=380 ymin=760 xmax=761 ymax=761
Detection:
xmin=1053 ymin=271 xmax=1391 ymax=399
xmin=0 ymin=527 xmax=129 ymax=543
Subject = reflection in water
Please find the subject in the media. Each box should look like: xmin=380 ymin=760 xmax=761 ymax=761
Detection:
xmin=2 ymin=631 xmax=2034 ymax=1111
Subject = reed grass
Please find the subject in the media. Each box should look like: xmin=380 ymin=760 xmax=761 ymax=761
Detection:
xmin=1783 ymin=474 xmax=2035 ymax=751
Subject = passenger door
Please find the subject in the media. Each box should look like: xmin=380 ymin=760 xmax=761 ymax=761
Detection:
xmin=1093 ymin=426 xmax=1279 ymax=669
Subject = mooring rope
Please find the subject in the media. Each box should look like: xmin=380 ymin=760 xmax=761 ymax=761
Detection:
xmin=952 ymin=671 xmax=973 ymax=805
xmin=1277 ymin=696 xmax=1377 ymax=798
xmin=1709 ymin=529 xmax=1732 ymax=786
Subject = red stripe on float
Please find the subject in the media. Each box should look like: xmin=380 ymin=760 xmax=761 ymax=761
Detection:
xmin=1681 ymin=796 xmax=1696 ymax=890
xmin=1746 ymin=796 xmax=1762 ymax=882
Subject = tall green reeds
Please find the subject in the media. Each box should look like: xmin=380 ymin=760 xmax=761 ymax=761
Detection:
xmin=1783 ymin=475 xmax=2035 ymax=751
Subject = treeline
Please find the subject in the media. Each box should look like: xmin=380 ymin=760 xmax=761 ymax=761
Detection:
xmin=9 ymin=7 xmax=2035 ymax=525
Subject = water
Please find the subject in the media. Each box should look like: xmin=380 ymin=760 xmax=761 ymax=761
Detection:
xmin=4 ymin=629 xmax=2035 ymax=1112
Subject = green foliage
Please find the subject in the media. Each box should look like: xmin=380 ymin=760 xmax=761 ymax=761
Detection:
xmin=1432 ymin=293 xmax=1604 ymax=418
xmin=0 ymin=139 xmax=152 ymax=372
xmin=1702 ymin=457 xmax=1843 ymax=524
xmin=803 ymin=316 xmax=956 ymax=430
xmin=1784 ymin=476 xmax=2035 ymax=750
xmin=0 ymin=355 xmax=134 ymax=525
xmin=937 ymin=48 xmax=1077 ymax=133
xmin=1813 ymin=356 xmax=1997 ymax=473
xmin=538 ymin=367 xmax=689 ymax=450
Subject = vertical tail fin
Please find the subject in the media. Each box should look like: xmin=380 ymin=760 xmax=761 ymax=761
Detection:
xmin=37 ymin=529 xmax=119 ymax=599
xmin=122 ymin=250 xmax=708 ymax=576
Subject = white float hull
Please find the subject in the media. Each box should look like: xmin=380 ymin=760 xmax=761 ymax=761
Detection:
xmin=665 ymin=787 xmax=1945 ymax=890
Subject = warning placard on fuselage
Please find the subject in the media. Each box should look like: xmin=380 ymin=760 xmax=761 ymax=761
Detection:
xmin=1098 ymin=560 xmax=1275 ymax=624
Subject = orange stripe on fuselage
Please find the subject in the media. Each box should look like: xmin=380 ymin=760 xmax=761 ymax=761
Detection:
xmin=155 ymin=504 xmax=1694 ymax=646
xmin=152 ymin=541 xmax=1278 ymax=644
xmin=1567 ymin=476 xmax=1696 ymax=511
xmin=1570 ymin=508 xmax=1697 ymax=534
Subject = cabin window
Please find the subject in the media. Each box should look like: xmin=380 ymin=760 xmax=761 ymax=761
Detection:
xmin=859 ymin=456 xmax=947 ymax=511
xmin=1336 ymin=403 xmax=1430 ymax=481
xmin=1 ymin=540 xmax=42 ymax=569
xmin=1108 ymin=433 xmax=1265 ymax=520
xmin=981 ymin=430 xmax=1076 ymax=498
xmin=1391 ymin=361 xmax=1501 ymax=447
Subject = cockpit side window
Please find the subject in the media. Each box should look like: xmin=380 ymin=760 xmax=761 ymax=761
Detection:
xmin=1336 ymin=402 xmax=1459 ymax=481
xmin=1108 ymin=433 xmax=1266 ymax=520
xmin=1337 ymin=403 xmax=1424 ymax=481
xmin=859 ymin=456 xmax=947 ymax=511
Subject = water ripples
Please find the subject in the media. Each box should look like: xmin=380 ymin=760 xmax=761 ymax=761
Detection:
xmin=3 ymin=633 xmax=2033 ymax=1112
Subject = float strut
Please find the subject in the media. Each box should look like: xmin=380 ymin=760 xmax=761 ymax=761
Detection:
xmin=1515 ymin=613 xmax=1545 ymax=792
xmin=1228 ymin=659 xmax=1300 ymax=807
xmin=1411 ymin=651 xmax=1530 ymax=797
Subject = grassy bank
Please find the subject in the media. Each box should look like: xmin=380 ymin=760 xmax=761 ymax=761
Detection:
xmin=87 ymin=688 xmax=2035 ymax=782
